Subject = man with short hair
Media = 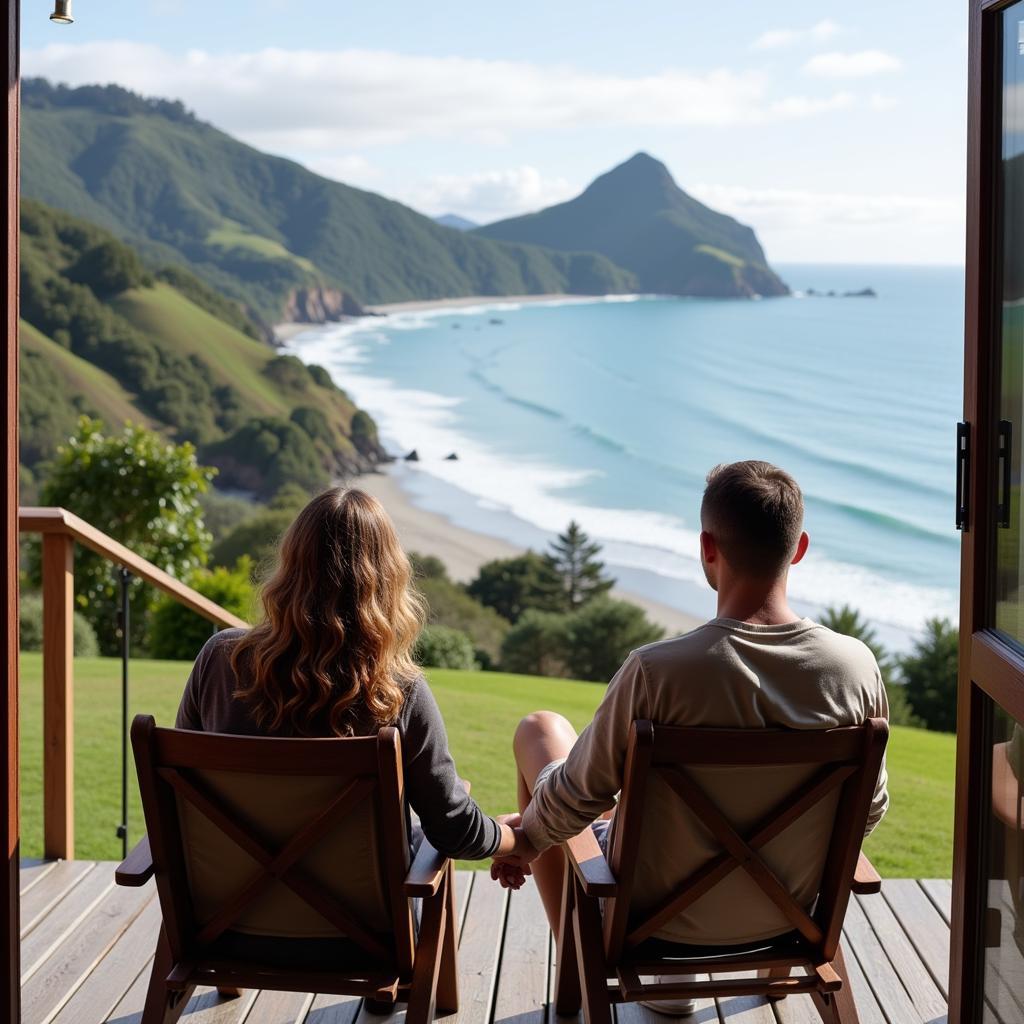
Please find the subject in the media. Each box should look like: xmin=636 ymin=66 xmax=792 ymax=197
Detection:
xmin=498 ymin=461 xmax=888 ymax=1013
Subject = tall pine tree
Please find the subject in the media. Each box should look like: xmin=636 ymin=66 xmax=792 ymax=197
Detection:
xmin=546 ymin=520 xmax=614 ymax=610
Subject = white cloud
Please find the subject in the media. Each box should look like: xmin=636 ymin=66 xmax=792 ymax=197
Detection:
xmin=305 ymin=154 xmax=375 ymax=185
xmin=804 ymin=50 xmax=902 ymax=79
xmin=751 ymin=19 xmax=841 ymax=52
xmin=403 ymin=166 xmax=575 ymax=223
xmin=689 ymin=184 xmax=964 ymax=263
xmin=24 ymin=40 xmax=866 ymax=153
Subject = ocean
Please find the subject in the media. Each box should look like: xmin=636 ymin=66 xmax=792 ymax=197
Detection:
xmin=287 ymin=263 xmax=965 ymax=650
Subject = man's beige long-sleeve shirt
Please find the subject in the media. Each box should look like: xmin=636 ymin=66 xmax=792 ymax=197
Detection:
xmin=522 ymin=617 xmax=889 ymax=944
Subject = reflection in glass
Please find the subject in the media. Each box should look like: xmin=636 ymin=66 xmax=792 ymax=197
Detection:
xmin=983 ymin=704 xmax=1024 ymax=1021
xmin=996 ymin=3 xmax=1024 ymax=641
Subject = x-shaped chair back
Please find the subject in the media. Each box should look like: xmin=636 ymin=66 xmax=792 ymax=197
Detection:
xmin=601 ymin=719 xmax=888 ymax=966
xmin=131 ymin=714 xmax=417 ymax=976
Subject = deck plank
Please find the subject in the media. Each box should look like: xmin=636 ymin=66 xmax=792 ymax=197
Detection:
xmin=22 ymin=865 xmax=115 ymax=981
xmin=855 ymin=890 xmax=947 ymax=1023
xmin=244 ymin=989 xmax=315 ymax=1023
xmin=21 ymin=876 xmax=155 ymax=1024
xmin=16 ymin=863 xmax=956 ymax=1024
xmin=710 ymin=972 xmax=774 ymax=1023
xmin=20 ymin=860 xmax=58 ymax=896
xmin=881 ymin=879 xmax=951 ymax=997
xmin=20 ymin=860 xmax=96 ymax=938
xmin=492 ymin=880 xmax=549 ymax=1024
xmin=919 ymin=880 xmax=952 ymax=926
xmin=103 ymin=955 xmax=154 ymax=1024
xmin=51 ymin=896 xmax=163 ymax=1024
xmin=448 ymin=874 xmax=509 ymax=1024
xmin=841 ymin=896 xmax=923 ymax=1024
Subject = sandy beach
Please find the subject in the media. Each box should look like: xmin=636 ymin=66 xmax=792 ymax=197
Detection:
xmin=354 ymin=468 xmax=703 ymax=637
xmin=274 ymin=293 xmax=605 ymax=342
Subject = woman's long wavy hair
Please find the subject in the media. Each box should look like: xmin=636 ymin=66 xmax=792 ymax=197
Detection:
xmin=230 ymin=488 xmax=425 ymax=736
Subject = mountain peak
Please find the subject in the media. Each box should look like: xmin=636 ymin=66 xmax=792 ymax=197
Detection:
xmin=588 ymin=152 xmax=676 ymax=194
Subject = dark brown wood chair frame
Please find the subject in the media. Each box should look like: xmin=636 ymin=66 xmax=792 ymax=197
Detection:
xmin=115 ymin=714 xmax=460 ymax=1024
xmin=553 ymin=718 xmax=888 ymax=1024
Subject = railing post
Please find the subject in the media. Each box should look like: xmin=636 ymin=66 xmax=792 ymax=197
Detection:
xmin=41 ymin=532 xmax=74 ymax=860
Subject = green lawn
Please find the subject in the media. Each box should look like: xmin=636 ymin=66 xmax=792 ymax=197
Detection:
xmin=18 ymin=654 xmax=955 ymax=876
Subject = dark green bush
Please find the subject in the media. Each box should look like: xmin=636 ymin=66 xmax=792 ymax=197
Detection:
xmin=149 ymin=560 xmax=255 ymax=661
xmin=899 ymin=618 xmax=959 ymax=733
xmin=414 ymin=625 xmax=477 ymax=671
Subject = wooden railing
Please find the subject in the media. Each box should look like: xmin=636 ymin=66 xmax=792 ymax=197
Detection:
xmin=18 ymin=506 xmax=249 ymax=860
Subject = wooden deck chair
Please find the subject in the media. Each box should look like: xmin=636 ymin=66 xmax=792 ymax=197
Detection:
xmin=553 ymin=718 xmax=888 ymax=1024
xmin=115 ymin=714 xmax=460 ymax=1024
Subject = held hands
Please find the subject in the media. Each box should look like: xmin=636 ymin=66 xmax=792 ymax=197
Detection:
xmin=491 ymin=813 xmax=539 ymax=891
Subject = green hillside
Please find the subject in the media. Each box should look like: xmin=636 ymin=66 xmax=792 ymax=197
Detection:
xmin=19 ymin=198 xmax=386 ymax=497
xmin=19 ymin=320 xmax=151 ymax=470
xmin=21 ymin=80 xmax=636 ymax=323
xmin=478 ymin=152 xmax=789 ymax=299
xmin=18 ymin=653 xmax=955 ymax=877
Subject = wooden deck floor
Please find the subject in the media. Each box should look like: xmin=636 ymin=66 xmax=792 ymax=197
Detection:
xmin=18 ymin=861 xmax=957 ymax=1024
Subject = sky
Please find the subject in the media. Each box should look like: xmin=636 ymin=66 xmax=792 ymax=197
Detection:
xmin=21 ymin=1 xmax=969 ymax=264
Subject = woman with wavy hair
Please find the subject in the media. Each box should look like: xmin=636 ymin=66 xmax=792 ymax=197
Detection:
xmin=176 ymin=486 xmax=527 ymax=861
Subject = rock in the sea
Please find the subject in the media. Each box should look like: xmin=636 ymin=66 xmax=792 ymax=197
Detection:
xmin=843 ymin=287 xmax=877 ymax=298
xmin=405 ymin=449 xmax=420 ymax=462
xmin=489 ymin=318 xmax=504 ymax=325
xmin=444 ymin=452 xmax=459 ymax=461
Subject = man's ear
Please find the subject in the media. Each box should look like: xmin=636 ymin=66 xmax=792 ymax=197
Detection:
xmin=791 ymin=531 xmax=810 ymax=566
xmin=700 ymin=530 xmax=717 ymax=563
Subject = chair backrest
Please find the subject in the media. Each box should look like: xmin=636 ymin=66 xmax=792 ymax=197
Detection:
xmin=602 ymin=718 xmax=888 ymax=964
xmin=131 ymin=714 xmax=415 ymax=973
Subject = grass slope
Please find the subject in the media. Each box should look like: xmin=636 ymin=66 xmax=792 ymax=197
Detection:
xmin=20 ymin=320 xmax=148 ymax=427
xmin=112 ymin=284 xmax=293 ymax=417
xmin=18 ymin=655 xmax=954 ymax=876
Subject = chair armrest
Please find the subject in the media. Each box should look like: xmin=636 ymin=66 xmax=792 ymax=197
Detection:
xmin=852 ymin=853 xmax=882 ymax=895
xmin=405 ymin=837 xmax=450 ymax=897
xmin=563 ymin=827 xmax=617 ymax=898
xmin=115 ymin=836 xmax=154 ymax=887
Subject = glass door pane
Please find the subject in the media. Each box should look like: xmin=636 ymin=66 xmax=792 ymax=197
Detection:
xmin=982 ymin=701 xmax=1024 ymax=1021
xmin=996 ymin=1 xmax=1024 ymax=642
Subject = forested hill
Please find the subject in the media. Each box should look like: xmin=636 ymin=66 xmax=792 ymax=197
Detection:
xmin=20 ymin=79 xmax=635 ymax=328
xmin=19 ymin=199 xmax=388 ymax=499
xmin=477 ymin=153 xmax=789 ymax=299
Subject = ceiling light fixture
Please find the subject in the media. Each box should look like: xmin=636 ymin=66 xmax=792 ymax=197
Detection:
xmin=50 ymin=1 xmax=74 ymax=25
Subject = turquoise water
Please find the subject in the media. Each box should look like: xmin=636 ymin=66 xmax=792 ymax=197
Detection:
xmin=289 ymin=264 xmax=964 ymax=647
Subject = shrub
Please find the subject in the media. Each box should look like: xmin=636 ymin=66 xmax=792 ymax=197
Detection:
xmin=19 ymin=593 xmax=99 ymax=656
xmin=414 ymin=625 xmax=478 ymax=671
xmin=899 ymin=618 xmax=959 ymax=733
xmin=416 ymin=575 xmax=510 ymax=663
xmin=149 ymin=560 xmax=256 ymax=661
xmin=563 ymin=597 xmax=663 ymax=682
xmin=211 ymin=508 xmax=294 ymax=574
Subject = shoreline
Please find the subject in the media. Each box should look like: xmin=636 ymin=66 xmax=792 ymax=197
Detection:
xmin=352 ymin=466 xmax=704 ymax=638
xmin=273 ymin=293 xmax=610 ymax=342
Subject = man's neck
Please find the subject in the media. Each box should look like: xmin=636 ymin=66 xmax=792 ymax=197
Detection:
xmin=715 ymin=580 xmax=800 ymax=626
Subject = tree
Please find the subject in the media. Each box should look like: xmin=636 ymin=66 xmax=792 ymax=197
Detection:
xmin=466 ymin=552 xmax=564 ymax=623
xmin=899 ymin=618 xmax=959 ymax=733
xmin=545 ymin=521 xmax=614 ymax=610
xmin=564 ymin=598 xmax=663 ymax=682
xmin=820 ymin=604 xmax=921 ymax=727
xmin=149 ymin=559 xmax=256 ymax=661
xmin=36 ymin=417 xmax=214 ymax=653
xmin=416 ymin=575 xmax=510 ymax=665
xmin=500 ymin=610 xmax=570 ymax=678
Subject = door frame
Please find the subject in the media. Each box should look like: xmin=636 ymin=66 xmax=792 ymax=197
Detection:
xmin=954 ymin=1 xmax=1024 ymax=1019
xmin=2 ymin=0 xmax=19 ymax=1020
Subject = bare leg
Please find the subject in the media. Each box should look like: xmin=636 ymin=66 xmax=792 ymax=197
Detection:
xmin=513 ymin=711 xmax=580 ymax=939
